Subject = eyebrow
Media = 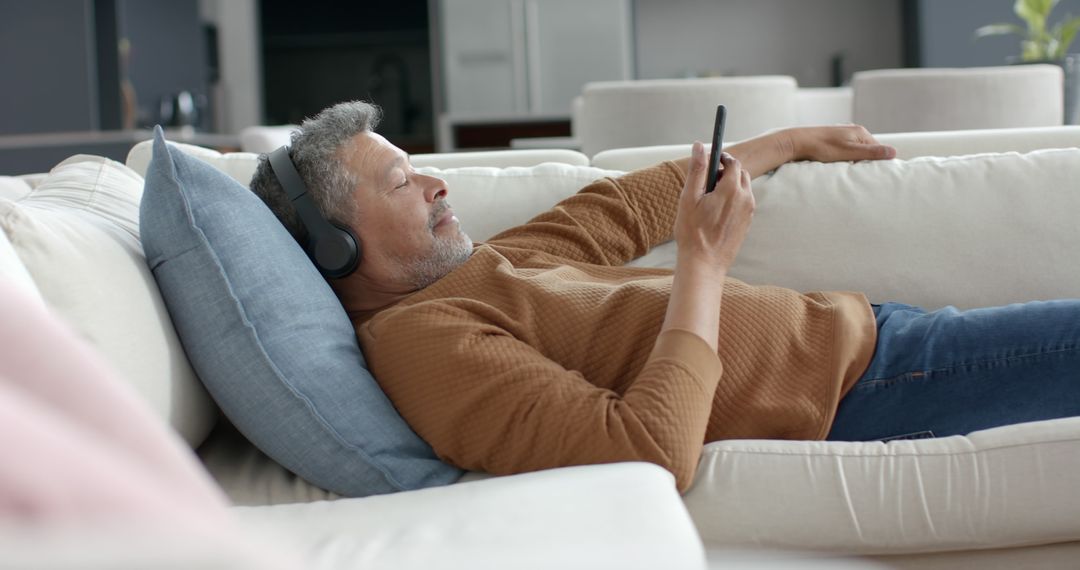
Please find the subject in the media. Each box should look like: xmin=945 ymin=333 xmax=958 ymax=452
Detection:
xmin=383 ymin=154 xmax=410 ymax=183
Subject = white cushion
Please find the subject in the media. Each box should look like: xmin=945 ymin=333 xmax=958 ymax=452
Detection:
xmin=629 ymin=149 xmax=1080 ymax=310
xmin=239 ymin=124 xmax=299 ymax=154
xmin=645 ymin=148 xmax=1080 ymax=311
xmin=127 ymin=139 xmax=260 ymax=186
xmin=878 ymin=126 xmax=1080 ymax=159
xmin=795 ymin=87 xmax=854 ymax=126
xmin=126 ymin=140 xmax=592 ymax=189
xmin=0 ymin=176 xmax=33 ymax=201
xmin=0 ymin=155 xmax=214 ymax=446
xmin=687 ymin=418 xmax=1080 ymax=554
xmin=0 ymin=228 xmax=44 ymax=306
xmin=590 ymin=126 xmax=1080 ymax=171
xmin=233 ymin=463 xmax=706 ymax=570
xmin=578 ymin=76 xmax=798 ymax=156
xmin=412 ymin=148 xmax=590 ymax=168
xmin=852 ymin=65 xmax=1064 ymax=134
xmin=417 ymin=164 xmax=621 ymax=241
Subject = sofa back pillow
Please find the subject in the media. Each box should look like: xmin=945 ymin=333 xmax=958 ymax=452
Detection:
xmin=139 ymin=128 xmax=462 ymax=496
xmin=415 ymin=164 xmax=622 ymax=241
xmin=0 ymin=155 xmax=214 ymax=446
xmin=630 ymin=148 xmax=1080 ymax=310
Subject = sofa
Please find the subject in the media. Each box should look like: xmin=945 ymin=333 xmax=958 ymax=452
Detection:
xmin=3 ymin=125 xmax=1080 ymax=568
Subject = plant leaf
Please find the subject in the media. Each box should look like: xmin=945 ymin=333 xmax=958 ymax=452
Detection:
xmin=974 ymin=23 xmax=1027 ymax=38
xmin=1058 ymin=15 xmax=1080 ymax=56
xmin=1016 ymin=0 xmax=1055 ymax=34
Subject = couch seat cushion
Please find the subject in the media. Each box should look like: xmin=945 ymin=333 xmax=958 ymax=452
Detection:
xmin=232 ymin=462 xmax=705 ymax=570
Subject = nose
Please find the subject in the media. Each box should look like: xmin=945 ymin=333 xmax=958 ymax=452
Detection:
xmin=421 ymin=174 xmax=449 ymax=203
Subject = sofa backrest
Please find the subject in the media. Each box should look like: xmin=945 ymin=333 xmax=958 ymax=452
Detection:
xmin=590 ymin=126 xmax=1080 ymax=171
xmin=0 ymin=156 xmax=216 ymax=447
xmin=627 ymin=147 xmax=1080 ymax=310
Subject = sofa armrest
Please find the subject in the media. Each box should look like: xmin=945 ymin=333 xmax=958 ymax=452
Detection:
xmin=232 ymin=462 xmax=706 ymax=570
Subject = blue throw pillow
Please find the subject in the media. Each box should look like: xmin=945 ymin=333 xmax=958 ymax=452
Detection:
xmin=139 ymin=127 xmax=462 ymax=496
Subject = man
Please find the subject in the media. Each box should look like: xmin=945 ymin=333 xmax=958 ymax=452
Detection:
xmin=251 ymin=101 xmax=1080 ymax=492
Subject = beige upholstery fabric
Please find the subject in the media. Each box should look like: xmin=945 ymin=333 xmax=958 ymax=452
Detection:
xmin=233 ymin=463 xmax=706 ymax=570
xmin=628 ymin=147 xmax=1080 ymax=310
xmin=577 ymin=76 xmax=798 ymax=156
xmin=852 ymin=65 xmax=1064 ymax=133
xmin=689 ymin=418 xmax=1080 ymax=554
xmin=0 ymin=155 xmax=215 ymax=446
xmin=589 ymin=126 xmax=1080 ymax=170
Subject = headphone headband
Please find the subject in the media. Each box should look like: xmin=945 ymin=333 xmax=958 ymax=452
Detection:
xmin=266 ymin=146 xmax=360 ymax=279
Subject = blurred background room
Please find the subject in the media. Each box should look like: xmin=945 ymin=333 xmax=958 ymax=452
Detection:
xmin=3 ymin=0 xmax=1079 ymax=171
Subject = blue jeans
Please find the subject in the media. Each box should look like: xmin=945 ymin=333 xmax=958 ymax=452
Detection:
xmin=827 ymin=300 xmax=1080 ymax=441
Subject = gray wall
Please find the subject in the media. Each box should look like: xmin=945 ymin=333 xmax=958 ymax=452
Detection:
xmin=0 ymin=0 xmax=98 ymax=134
xmin=917 ymin=0 xmax=1080 ymax=67
xmin=634 ymin=0 xmax=904 ymax=86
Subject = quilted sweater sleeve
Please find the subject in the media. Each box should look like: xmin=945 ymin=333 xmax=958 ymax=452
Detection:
xmin=485 ymin=162 xmax=685 ymax=265
xmin=362 ymin=305 xmax=722 ymax=493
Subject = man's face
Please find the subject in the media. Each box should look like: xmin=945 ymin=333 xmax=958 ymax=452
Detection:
xmin=343 ymin=132 xmax=472 ymax=289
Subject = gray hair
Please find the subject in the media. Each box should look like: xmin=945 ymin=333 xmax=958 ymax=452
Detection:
xmin=249 ymin=101 xmax=383 ymax=241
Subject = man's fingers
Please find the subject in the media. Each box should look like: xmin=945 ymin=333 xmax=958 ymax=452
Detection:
xmin=686 ymin=141 xmax=708 ymax=196
xmin=875 ymin=144 xmax=898 ymax=159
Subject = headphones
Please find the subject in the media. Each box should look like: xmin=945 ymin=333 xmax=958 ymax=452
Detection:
xmin=267 ymin=146 xmax=360 ymax=279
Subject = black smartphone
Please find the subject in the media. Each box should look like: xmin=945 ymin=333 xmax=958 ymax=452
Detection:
xmin=705 ymin=105 xmax=727 ymax=193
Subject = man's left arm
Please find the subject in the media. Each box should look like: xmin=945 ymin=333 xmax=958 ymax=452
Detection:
xmin=676 ymin=124 xmax=898 ymax=180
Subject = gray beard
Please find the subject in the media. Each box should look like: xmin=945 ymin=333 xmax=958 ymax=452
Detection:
xmin=402 ymin=229 xmax=473 ymax=289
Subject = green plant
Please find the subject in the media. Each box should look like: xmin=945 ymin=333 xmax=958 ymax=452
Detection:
xmin=976 ymin=0 xmax=1080 ymax=61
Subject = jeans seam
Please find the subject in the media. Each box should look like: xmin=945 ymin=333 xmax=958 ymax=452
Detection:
xmin=856 ymin=343 xmax=1080 ymax=390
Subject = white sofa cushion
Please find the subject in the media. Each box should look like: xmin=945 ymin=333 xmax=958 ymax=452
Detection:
xmin=416 ymin=164 xmax=621 ymax=241
xmin=590 ymin=126 xmax=1080 ymax=171
xmin=0 ymin=228 xmax=44 ymax=305
xmin=851 ymin=65 xmax=1064 ymax=134
xmin=0 ymin=155 xmax=214 ymax=446
xmin=233 ymin=463 xmax=706 ymax=570
xmin=688 ymin=418 xmax=1080 ymax=555
xmin=0 ymin=175 xmax=34 ymax=201
xmin=126 ymin=140 xmax=591 ymax=187
xmin=127 ymin=140 xmax=260 ymax=186
xmin=630 ymin=148 xmax=1080 ymax=310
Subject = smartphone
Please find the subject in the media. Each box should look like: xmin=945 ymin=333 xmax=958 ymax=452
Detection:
xmin=705 ymin=105 xmax=727 ymax=193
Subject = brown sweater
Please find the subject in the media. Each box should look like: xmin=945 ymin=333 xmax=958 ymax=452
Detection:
xmin=353 ymin=162 xmax=876 ymax=492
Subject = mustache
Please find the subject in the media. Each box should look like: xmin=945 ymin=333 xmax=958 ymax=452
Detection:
xmin=429 ymin=200 xmax=451 ymax=230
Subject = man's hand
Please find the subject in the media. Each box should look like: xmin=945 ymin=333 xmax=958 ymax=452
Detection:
xmin=674 ymin=142 xmax=755 ymax=271
xmin=781 ymin=125 xmax=897 ymax=164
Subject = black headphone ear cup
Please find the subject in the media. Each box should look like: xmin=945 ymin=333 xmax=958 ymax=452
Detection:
xmin=310 ymin=223 xmax=360 ymax=279
xmin=267 ymin=145 xmax=361 ymax=279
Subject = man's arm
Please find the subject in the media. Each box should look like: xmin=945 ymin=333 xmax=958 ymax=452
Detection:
xmin=672 ymin=125 xmax=898 ymax=180
xmin=487 ymin=125 xmax=896 ymax=266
